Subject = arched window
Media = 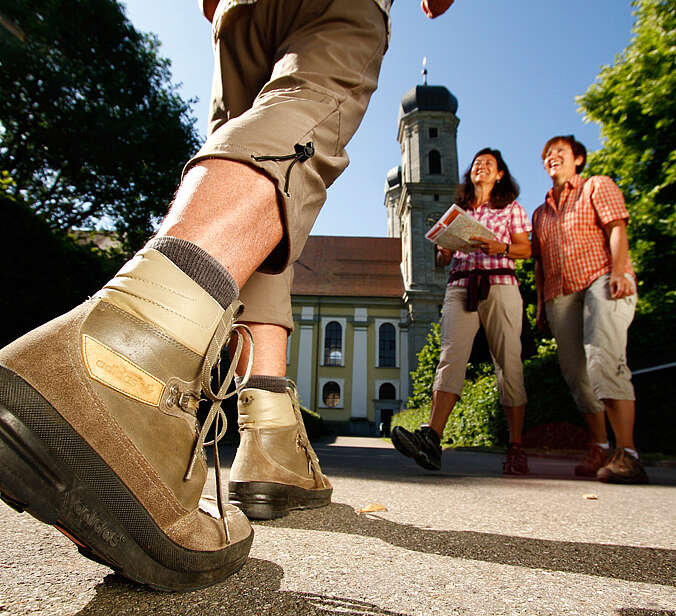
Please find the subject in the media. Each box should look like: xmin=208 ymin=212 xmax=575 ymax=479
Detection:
xmin=378 ymin=323 xmax=396 ymax=367
xmin=324 ymin=321 xmax=342 ymax=366
xmin=322 ymin=381 xmax=341 ymax=407
xmin=379 ymin=383 xmax=396 ymax=400
xmin=429 ymin=149 xmax=441 ymax=175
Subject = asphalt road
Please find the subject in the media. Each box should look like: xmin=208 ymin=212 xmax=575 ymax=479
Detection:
xmin=0 ymin=437 xmax=674 ymax=616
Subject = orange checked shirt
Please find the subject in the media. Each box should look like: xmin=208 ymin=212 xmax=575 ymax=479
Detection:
xmin=532 ymin=174 xmax=635 ymax=303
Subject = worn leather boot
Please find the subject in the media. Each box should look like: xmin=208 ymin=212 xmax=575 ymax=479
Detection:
xmin=229 ymin=381 xmax=332 ymax=520
xmin=0 ymin=245 xmax=253 ymax=591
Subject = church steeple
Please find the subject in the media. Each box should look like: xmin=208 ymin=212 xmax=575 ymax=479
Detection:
xmin=385 ymin=79 xmax=460 ymax=389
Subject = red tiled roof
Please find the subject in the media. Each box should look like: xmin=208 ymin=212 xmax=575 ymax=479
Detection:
xmin=292 ymin=236 xmax=403 ymax=298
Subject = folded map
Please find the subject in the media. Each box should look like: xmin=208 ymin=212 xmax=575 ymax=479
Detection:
xmin=425 ymin=204 xmax=496 ymax=253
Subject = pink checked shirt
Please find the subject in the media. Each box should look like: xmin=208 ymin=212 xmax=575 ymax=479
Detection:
xmin=449 ymin=200 xmax=531 ymax=287
xmin=532 ymin=174 xmax=635 ymax=303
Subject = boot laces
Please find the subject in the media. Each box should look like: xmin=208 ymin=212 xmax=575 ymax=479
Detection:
xmin=286 ymin=380 xmax=327 ymax=486
xmin=185 ymin=303 xmax=254 ymax=543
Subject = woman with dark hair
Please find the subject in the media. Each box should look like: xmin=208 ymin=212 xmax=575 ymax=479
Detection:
xmin=392 ymin=148 xmax=532 ymax=474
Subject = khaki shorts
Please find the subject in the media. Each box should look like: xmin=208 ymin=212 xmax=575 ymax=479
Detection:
xmin=434 ymin=285 xmax=527 ymax=407
xmin=186 ymin=0 xmax=387 ymax=329
xmin=545 ymin=273 xmax=636 ymax=412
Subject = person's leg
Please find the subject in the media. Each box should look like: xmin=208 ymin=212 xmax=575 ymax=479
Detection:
xmin=429 ymin=390 xmax=460 ymax=437
xmin=480 ymin=285 xmax=528 ymax=474
xmin=582 ymin=275 xmax=646 ymax=483
xmin=546 ymin=291 xmax=609 ymax=476
xmin=582 ymin=274 xmax=637 ymax=446
xmin=0 ymin=0 xmax=387 ymax=589
xmin=157 ymin=159 xmax=283 ymax=289
xmin=391 ymin=286 xmax=477 ymax=470
xmin=603 ymin=399 xmax=636 ymax=449
xmin=226 ymin=269 xmax=332 ymax=519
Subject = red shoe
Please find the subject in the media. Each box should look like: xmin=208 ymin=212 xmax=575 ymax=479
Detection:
xmin=575 ymin=444 xmax=610 ymax=477
xmin=503 ymin=442 xmax=529 ymax=475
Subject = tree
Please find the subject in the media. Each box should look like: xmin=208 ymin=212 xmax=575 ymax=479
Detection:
xmin=0 ymin=0 xmax=201 ymax=252
xmin=577 ymin=0 xmax=676 ymax=311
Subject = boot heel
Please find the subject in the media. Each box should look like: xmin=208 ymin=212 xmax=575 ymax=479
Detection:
xmin=229 ymin=481 xmax=289 ymax=520
xmin=0 ymin=404 xmax=69 ymax=525
xmin=229 ymin=480 xmax=332 ymax=520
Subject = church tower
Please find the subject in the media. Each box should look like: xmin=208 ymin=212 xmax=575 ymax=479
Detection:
xmin=385 ymin=83 xmax=460 ymax=390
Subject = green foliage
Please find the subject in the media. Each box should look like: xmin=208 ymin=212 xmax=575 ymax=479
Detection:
xmin=577 ymin=0 xmax=676 ymax=312
xmin=0 ymin=0 xmax=201 ymax=253
xmin=406 ymin=322 xmax=441 ymax=410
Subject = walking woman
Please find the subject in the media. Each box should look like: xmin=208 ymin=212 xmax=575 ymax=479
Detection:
xmin=392 ymin=148 xmax=532 ymax=473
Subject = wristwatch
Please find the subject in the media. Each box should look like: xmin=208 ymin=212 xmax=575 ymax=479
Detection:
xmin=502 ymin=243 xmax=511 ymax=257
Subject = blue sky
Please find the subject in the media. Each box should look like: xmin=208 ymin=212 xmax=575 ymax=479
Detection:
xmin=121 ymin=0 xmax=636 ymax=236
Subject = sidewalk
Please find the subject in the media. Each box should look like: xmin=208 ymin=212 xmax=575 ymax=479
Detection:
xmin=0 ymin=437 xmax=674 ymax=615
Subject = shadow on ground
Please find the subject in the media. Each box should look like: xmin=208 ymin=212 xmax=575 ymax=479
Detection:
xmin=74 ymin=558 xmax=409 ymax=616
xmin=257 ymin=503 xmax=675 ymax=587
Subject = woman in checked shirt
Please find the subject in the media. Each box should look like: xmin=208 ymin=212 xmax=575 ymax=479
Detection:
xmin=392 ymin=148 xmax=532 ymax=474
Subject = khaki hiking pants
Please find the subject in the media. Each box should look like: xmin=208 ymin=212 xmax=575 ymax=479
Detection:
xmin=545 ymin=273 xmax=637 ymax=413
xmin=185 ymin=0 xmax=388 ymax=329
xmin=433 ymin=285 xmax=527 ymax=407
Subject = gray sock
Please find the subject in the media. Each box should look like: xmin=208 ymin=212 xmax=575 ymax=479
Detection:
xmin=236 ymin=374 xmax=288 ymax=393
xmin=146 ymin=236 xmax=238 ymax=309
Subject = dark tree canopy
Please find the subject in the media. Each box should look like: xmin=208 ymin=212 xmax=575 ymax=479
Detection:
xmin=577 ymin=0 xmax=676 ymax=308
xmin=0 ymin=0 xmax=201 ymax=251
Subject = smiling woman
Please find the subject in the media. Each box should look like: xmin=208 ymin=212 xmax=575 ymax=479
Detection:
xmin=392 ymin=147 xmax=532 ymax=475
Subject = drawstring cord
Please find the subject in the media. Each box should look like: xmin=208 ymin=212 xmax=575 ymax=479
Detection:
xmin=252 ymin=142 xmax=315 ymax=196
xmin=185 ymin=302 xmax=254 ymax=543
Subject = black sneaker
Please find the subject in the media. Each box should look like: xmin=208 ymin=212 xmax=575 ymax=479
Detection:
xmin=391 ymin=426 xmax=442 ymax=470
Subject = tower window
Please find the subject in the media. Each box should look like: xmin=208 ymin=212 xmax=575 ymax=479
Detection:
xmin=434 ymin=193 xmax=439 ymax=201
xmin=429 ymin=150 xmax=441 ymax=175
xmin=429 ymin=127 xmax=438 ymax=138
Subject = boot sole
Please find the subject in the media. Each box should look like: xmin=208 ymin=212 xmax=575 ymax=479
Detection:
xmin=229 ymin=481 xmax=332 ymax=520
xmin=0 ymin=365 xmax=253 ymax=591
xmin=390 ymin=428 xmax=440 ymax=471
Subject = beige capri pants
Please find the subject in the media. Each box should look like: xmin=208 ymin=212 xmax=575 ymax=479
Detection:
xmin=433 ymin=284 xmax=527 ymax=407
xmin=184 ymin=0 xmax=388 ymax=330
xmin=545 ymin=273 xmax=636 ymax=413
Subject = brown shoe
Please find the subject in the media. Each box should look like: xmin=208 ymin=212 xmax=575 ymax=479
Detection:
xmin=0 ymin=247 xmax=253 ymax=590
xmin=597 ymin=449 xmax=649 ymax=484
xmin=229 ymin=381 xmax=332 ymax=520
xmin=575 ymin=443 xmax=610 ymax=477
xmin=503 ymin=442 xmax=529 ymax=475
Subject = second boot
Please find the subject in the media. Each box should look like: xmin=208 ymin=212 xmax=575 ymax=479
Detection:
xmin=229 ymin=381 xmax=332 ymax=519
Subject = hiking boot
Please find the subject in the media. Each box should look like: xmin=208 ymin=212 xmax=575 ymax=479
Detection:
xmin=503 ymin=442 xmax=529 ymax=475
xmin=229 ymin=381 xmax=332 ymax=520
xmin=0 ymin=243 xmax=253 ymax=591
xmin=391 ymin=425 xmax=441 ymax=471
xmin=575 ymin=443 xmax=610 ymax=477
xmin=596 ymin=449 xmax=649 ymax=484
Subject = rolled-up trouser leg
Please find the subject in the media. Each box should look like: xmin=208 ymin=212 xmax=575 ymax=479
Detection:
xmin=583 ymin=274 xmax=636 ymax=401
xmin=479 ymin=285 xmax=527 ymax=407
xmin=546 ymin=291 xmax=605 ymax=414
xmin=187 ymin=0 xmax=388 ymax=281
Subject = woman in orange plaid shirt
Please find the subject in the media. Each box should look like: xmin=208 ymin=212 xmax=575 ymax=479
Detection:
xmin=392 ymin=148 xmax=532 ymax=474
xmin=532 ymin=135 xmax=648 ymax=484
